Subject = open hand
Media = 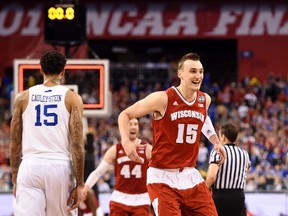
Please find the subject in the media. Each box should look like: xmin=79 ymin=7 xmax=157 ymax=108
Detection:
xmin=122 ymin=140 xmax=146 ymax=164
xmin=67 ymin=185 xmax=84 ymax=211
xmin=80 ymin=185 xmax=89 ymax=201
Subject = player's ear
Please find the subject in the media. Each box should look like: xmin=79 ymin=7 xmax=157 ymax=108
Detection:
xmin=177 ymin=69 xmax=182 ymax=80
xmin=40 ymin=68 xmax=44 ymax=76
xmin=218 ymin=132 xmax=224 ymax=142
xmin=59 ymin=70 xmax=65 ymax=79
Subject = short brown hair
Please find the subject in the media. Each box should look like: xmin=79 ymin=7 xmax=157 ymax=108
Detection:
xmin=178 ymin=53 xmax=200 ymax=70
xmin=220 ymin=123 xmax=238 ymax=142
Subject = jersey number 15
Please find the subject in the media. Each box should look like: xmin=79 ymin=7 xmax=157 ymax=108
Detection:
xmin=35 ymin=104 xmax=58 ymax=126
xmin=176 ymin=124 xmax=199 ymax=144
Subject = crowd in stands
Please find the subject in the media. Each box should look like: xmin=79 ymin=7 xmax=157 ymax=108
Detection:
xmin=0 ymin=68 xmax=287 ymax=194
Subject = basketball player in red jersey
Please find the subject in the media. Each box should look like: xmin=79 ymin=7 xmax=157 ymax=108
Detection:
xmin=81 ymin=118 xmax=152 ymax=216
xmin=118 ymin=53 xmax=226 ymax=215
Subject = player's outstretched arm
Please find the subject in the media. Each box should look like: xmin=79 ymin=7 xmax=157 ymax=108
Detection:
xmin=118 ymin=91 xmax=166 ymax=163
xmin=81 ymin=145 xmax=116 ymax=200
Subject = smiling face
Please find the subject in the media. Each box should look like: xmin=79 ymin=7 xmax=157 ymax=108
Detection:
xmin=129 ymin=118 xmax=139 ymax=141
xmin=178 ymin=59 xmax=204 ymax=91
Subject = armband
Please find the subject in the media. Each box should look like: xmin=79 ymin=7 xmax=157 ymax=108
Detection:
xmin=201 ymin=116 xmax=216 ymax=139
xmin=85 ymin=160 xmax=110 ymax=189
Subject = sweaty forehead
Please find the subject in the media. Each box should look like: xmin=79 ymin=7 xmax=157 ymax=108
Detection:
xmin=129 ymin=118 xmax=139 ymax=124
xmin=183 ymin=59 xmax=203 ymax=70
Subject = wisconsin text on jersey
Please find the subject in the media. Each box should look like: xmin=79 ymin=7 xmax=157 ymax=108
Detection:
xmin=117 ymin=156 xmax=145 ymax=164
xmin=170 ymin=110 xmax=204 ymax=122
xmin=31 ymin=94 xmax=62 ymax=102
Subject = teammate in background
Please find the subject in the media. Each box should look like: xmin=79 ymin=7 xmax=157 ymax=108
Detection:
xmin=81 ymin=118 xmax=152 ymax=216
xmin=118 ymin=53 xmax=226 ymax=215
xmin=206 ymin=123 xmax=251 ymax=216
xmin=10 ymin=50 xmax=85 ymax=215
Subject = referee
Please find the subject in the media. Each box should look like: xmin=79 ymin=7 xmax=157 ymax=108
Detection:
xmin=206 ymin=123 xmax=251 ymax=216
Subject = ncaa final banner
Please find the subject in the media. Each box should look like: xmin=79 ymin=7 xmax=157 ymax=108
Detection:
xmin=0 ymin=1 xmax=288 ymax=80
xmin=1 ymin=2 xmax=287 ymax=38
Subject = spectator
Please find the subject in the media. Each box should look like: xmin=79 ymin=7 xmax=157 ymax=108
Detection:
xmin=197 ymin=141 xmax=208 ymax=169
xmin=257 ymin=174 xmax=267 ymax=191
xmin=97 ymin=178 xmax=111 ymax=193
xmin=245 ymin=178 xmax=257 ymax=192
xmin=244 ymin=87 xmax=257 ymax=107
xmin=274 ymin=175 xmax=284 ymax=191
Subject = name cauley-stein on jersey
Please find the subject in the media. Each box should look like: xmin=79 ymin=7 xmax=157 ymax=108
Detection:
xmin=31 ymin=94 xmax=62 ymax=102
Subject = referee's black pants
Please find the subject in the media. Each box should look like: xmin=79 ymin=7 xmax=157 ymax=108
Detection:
xmin=212 ymin=189 xmax=247 ymax=216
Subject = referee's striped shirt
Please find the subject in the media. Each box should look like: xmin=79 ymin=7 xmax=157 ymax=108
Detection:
xmin=209 ymin=144 xmax=251 ymax=189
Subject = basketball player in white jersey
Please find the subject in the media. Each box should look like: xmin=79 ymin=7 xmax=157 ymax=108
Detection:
xmin=10 ymin=50 xmax=85 ymax=216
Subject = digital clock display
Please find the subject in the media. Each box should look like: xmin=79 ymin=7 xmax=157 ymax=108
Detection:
xmin=44 ymin=4 xmax=87 ymax=45
xmin=48 ymin=7 xmax=75 ymax=20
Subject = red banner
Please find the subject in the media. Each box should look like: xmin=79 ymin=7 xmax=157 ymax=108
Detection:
xmin=0 ymin=2 xmax=288 ymax=80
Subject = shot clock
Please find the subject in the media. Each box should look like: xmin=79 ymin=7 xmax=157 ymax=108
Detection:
xmin=47 ymin=6 xmax=75 ymax=20
xmin=44 ymin=4 xmax=86 ymax=45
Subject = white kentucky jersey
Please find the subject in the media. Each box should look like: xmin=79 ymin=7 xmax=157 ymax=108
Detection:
xmin=22 ymin=84 xmax=71 ymax=160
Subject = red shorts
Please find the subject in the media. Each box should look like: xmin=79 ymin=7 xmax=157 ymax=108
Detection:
xmin=147 ymin=181 xmax=217 ymax=216
xmin=110 ymin=201 xmax=150 ymax=216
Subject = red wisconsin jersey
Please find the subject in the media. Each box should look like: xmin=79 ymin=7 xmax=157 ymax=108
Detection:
xmin=150 ymin=86 xmax=207 ymax=169
xmin=114 ymin=141 xmax=149 ymax=194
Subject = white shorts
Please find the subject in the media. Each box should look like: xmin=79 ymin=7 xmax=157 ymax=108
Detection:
xmin=147 ymin=167 xmax=204 ymax=190
xmin=15 ymin=157 xmax=77 ymax=216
